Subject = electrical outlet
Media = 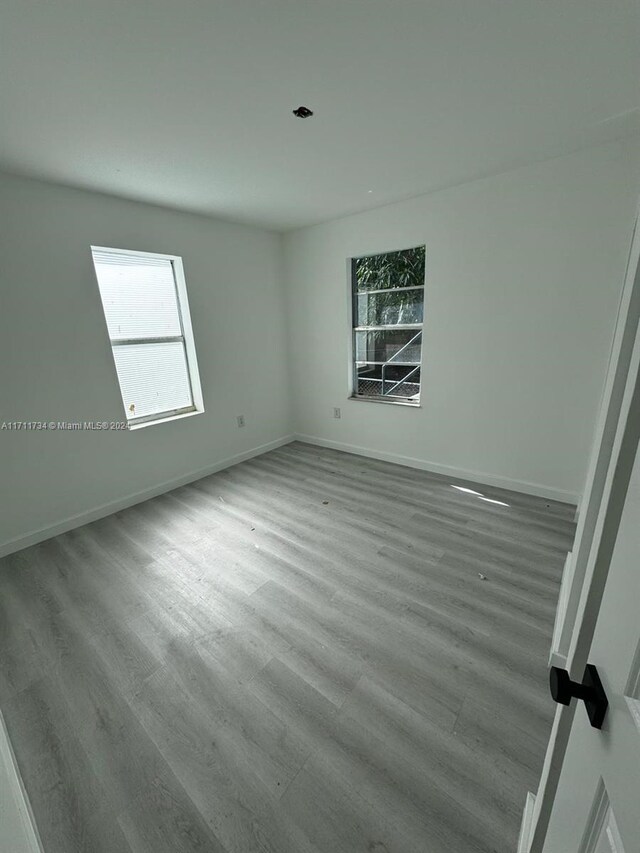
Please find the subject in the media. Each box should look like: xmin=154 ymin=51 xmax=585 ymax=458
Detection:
xmin=236 ymin=415 xmax=245 ymax=427
xmin=333 ymin=407 xmax=341 ymax=419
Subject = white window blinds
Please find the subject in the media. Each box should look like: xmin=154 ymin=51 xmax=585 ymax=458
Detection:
xmin=91 ymin=248 xmax=198 ymax=424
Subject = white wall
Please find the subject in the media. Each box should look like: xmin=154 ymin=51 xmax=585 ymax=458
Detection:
xmin=1 ymin=139 xmax=637 ymax=553
xmin=283 ymin=139 xmax=640 ymax=502
xmin=0 ymin=172 xmax=291 ymax=553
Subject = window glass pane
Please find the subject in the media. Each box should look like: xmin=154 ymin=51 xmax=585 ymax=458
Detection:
xmin=355 ymin=329 xmax=422 ymax=365
xmin=356 ymin=289 xmax=423 ymax=326
xmin=351 ymin=245 xmax=424 ymax=403
xmin=112 ymin=341 xmax=193 ymax=420
xmin=356 ymin=365 xmax=421 ymax=400
xmin=92 ymin=250 xmax=182 ymax=340
xmin=354 ymin=246 xmax=425 ymax=292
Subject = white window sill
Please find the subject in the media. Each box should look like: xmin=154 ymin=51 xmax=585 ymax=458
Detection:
xmin=128 ymin=408 xmax=204 ymax=430
xmin=349 ymin=395 xmax=421 ymax=408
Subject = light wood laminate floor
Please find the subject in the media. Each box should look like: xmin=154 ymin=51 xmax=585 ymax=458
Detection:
xmin=0 ymin=442 xmax=575 ymax=853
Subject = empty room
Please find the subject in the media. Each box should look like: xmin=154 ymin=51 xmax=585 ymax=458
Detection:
xmin=1 ymin=2 xmax=640 ymax=852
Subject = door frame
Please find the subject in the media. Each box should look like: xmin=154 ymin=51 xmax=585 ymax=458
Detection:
xmin=0 ymin=710 xmax=43 ymax=853
xmin=553 ymin=203 xmax=640 ymax=667
xmin=528 ymin=202 xmax=640 ymax=851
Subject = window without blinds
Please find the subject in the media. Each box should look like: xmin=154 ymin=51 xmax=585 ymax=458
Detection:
xmin=351 ymin=245 xmax=425 ymax=404
xmin=91 ymin=247 xmax=203 ymax=426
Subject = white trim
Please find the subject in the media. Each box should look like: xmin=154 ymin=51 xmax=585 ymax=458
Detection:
xmin=517 ymin=791 xmax=537 ymax=853
xmin=171 ymin=252 xmax=205 ymax=414
xmin=555 ymin=203 xmax=640 ymax=660
xmin=90 ymin=245 xmax=205 ymax=427
xmin=579 ymin=780 xmax=609 ymax=853
xmin=549 ymin=551 xmax=574 ymax=668
xmin=350 ymin=394 xmax=421 ymax=408
xmin=0 ymin=435 xmax=294 ymax=558
xmin=0 ymin=711 xmax=44 ymax=853
xmin=624 ymin=639 xmax=640 ymax=699
xmin=90 ymin=244 xmax=184 ymax=263
xmin=293 ymin=434 xmax=579 ymax=503
xmin=624 ymin=639 xmax=640 ymax=734
xmin=128 ymin=407 xmax=201 ymax=430
xmin=529 ymin=199 xmax=640 ymax=853
xmin=624 ymin=696 xmax=640 ymax=735
xmin=579 ymin=780 xmax=626 ymax=853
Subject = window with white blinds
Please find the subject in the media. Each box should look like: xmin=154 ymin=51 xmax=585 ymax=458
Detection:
xmin=91 ymin=247 xmax=203 ymax=426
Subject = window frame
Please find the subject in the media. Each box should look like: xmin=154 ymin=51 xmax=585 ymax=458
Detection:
xmin=91 ymin=245 xmax=204 ymax=428
xmin=349 ymin=246 xmax=425 ymax=407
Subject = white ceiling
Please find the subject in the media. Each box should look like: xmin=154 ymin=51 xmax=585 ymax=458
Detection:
xmin=1 ymin=0 xmax=638 ymax=230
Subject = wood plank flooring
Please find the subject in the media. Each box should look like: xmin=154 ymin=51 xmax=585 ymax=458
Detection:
xmin=0 ymin=441 xmax=575 ymax=853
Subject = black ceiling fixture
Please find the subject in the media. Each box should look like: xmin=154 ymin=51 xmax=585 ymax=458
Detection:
xmin=293 ymin=106 xmax=313 ymax=118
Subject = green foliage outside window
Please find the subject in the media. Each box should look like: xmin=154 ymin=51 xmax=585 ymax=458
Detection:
xmin=355 ymin=246 xmax=425 ymax=291
xmin=354 ymin=246 xmax=425 ymax=327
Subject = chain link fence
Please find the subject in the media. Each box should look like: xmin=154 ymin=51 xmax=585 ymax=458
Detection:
xmin=357 ymin=379 xmax=420 ymax=399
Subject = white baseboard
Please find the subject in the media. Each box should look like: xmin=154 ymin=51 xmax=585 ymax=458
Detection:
xmin=293 ymin=434 xmax=579 ymax=504
xmin=0 ymin=435 xmax=295 ymax=559
xmin=0 ymin=711 xmax=43 ymax=853
xmin=1 ymin=431 xmax=578 ymax=558
xmin=517 ymin=791 xmax=537 ymax=853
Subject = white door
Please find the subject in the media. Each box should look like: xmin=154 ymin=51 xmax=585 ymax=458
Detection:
xmin=542 ymin=439 xmax=640 ymax=851
xmin=522 ymin=209 xmax=640 ymax=852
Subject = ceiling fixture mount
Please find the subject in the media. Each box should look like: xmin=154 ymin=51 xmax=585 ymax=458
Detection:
xmin=293 ymin=106 xmax=313 ymax=118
